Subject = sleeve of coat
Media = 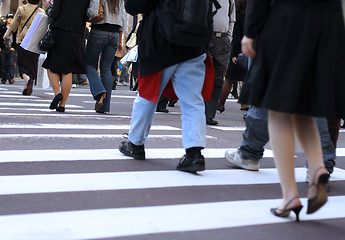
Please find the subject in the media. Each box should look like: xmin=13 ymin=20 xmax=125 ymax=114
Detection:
xmin=4 ymin=7 xmax=22 ymax=38
xmin=49 ymin=0 xmax=62 ymax=20
xmin=244 ymin=0 xmax=270 ymax=38
xmin=87 ymin=0 xmax=100 ymax=20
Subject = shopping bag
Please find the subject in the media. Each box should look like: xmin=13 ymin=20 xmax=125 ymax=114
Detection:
xmin=120 ymin=45 xmax=138 ymax=65
xmin=20 ymin=12 xmax=48 ymax=54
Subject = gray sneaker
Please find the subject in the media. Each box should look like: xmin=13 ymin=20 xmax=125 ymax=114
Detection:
xmin=225 ymin=149 xmax=260 ymax=171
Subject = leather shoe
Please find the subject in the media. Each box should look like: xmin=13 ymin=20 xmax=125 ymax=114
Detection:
xmin=50 ymin=93 xmax=63 ymax=109
xmin=156 ymin=108 xmax=169 ymax=113
xmin=206 ymin=118 xmax=218 ymax=125
xmin=119 ymin=141 xmax=145 ymax=160
xmin=56 ymin=106 xmax=65 ymax=112
xmin=177 ymin=154 xmax=205 ymax=173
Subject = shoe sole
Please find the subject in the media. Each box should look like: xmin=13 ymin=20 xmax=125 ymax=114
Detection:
xmin=119 ymin=148 xmax=145 ymax=160
xmin=177 ymin=164 xmax=205 ymax=173
xmin=225 ymin=151 xmax=259 ymax=171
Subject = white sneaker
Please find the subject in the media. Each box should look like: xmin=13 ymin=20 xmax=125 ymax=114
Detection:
xmin=225 ymin=149 xmax=260 ymax=171
xmin=72 ymin=84 xmax=77 ymax=88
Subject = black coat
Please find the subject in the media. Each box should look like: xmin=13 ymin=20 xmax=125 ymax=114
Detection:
xmin=125 ymin=0 xmax=206 ymax=77
xmin=50 ymin=0 xmax=90 ymax=34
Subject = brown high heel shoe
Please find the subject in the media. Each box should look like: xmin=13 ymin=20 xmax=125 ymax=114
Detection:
xmin=307 ymin=167 xmax=329 ymax=214
xmin=95 ymin=92 xmax=106 ymax=111
xmin=271 ymin=196 xmax=303 ymax=222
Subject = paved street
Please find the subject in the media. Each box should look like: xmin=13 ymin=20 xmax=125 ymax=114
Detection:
xmin=0 ymin=79 xmax=345 ymax=240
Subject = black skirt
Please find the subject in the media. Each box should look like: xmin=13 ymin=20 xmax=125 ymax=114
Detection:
xmin=17 ymin=45 xmax=39 ymax=80
xmin=240 ymin=1 xmax=345 ymax=118
xmin=42 ymin=28 xmax=86 ymax=74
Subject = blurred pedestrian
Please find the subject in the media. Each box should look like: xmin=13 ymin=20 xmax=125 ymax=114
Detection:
xmin=241 ymin=0 xmax=345 ymax=221
xmin=85 ymin=0 xmax=125 ymax=113
xmin=3 ymin=0 xmax=45 ymax=95
xmin=42 ymin=0 xmax=90 ymax=112
xmin=205 ymin=0 xmax=235 ymax=125
xmin=218 ymin=0 xmax=247 ymax=113
xmin=0 ymin=13 xmax=16 ymax=84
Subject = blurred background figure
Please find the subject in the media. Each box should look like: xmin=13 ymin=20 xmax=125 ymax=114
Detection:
xmin=42 ymin=0 xmax=90 ymax=112
xmin=3 ymin=0 xmax=45 ymax=95
xmin=85 ymin=0 xmax=125 ymax=114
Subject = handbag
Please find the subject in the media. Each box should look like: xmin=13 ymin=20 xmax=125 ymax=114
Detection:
xmin=39 ymin=27 xmax=54 ymax=52
xmin=235 ymin=53 xmax=249 ymax=71
xmin=126 ymin=22 xmax=140 ymax=49
xmin=21 ymin=12 xmax=49 ymax=54
xmin=89 ymin=1 xmax=104 ymax=23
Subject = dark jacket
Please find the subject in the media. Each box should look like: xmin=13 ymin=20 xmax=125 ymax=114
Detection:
xmin=125 ymin=0 xmax=206 ymax=77
xmin=0 ymin=24 xmax=16 ymax=50
xmin=50 ymin=0 xmax=90 ymax=34
xmin=244 ymin=0 xmax=270 ymax=38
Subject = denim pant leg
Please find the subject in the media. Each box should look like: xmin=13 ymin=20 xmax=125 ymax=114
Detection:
xmin=99 ymin=38 xmax=118 ymax=112
xmin=315 ymin=117 xmax=336 ymax=162
xmin=171 ymin=54 xmax=207 ymax=149
xmin=128 ymin=65 xmax=178 ymax=146
xmin=5 ymin=50 xmax=15 ymax=80
xmin=240 ymin=106 xmax=269 ymax=160
xmin=86 ymin=30 xmax=109 ymax=99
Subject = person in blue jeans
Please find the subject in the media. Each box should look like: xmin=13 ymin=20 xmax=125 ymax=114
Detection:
xmin=226 ymin=58 xmax=336 ymax=178
xmin=86 ymin=0 xmax=125 ymax=113
xmin=225 ymin=106 xmax=336 ymax=179
xmin=119 ymin=0 xmax=213 ymax=173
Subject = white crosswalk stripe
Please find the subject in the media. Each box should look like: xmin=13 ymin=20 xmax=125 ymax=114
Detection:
xmin=1 ymin=85 xmax=344 ymax=239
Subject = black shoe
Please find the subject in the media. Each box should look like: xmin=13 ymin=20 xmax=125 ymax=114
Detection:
xmin=50 ymin=93 xmax=63 ymax=109
xmin=177 ymin=154 xmax=205 ymax=173
xmin=22 ymin=88 xmax=28 ymax=95
xmin=96 ymin=110 xmax=106 ymax=114
xmin=56 ymin=106 xmax=65 ymax=112
xmin=119 ymin=141 xmax=145 ymax=160
xmin=26 ymin=79 xmax=34 ymax=96
xmin=1 ymin=80 xmax=6 ymax=84
xmin=217 ymin=106 xmax=225 ymax=113
xmin=156 ymin=108 xmax=169 ymax=113
xmin=168 ymin=100 xmax=177 ymax=107
xmin=206 ymin=118 xmax=218 ymax=125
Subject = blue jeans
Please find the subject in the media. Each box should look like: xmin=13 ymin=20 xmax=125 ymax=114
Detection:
xmin=240 ymin=106 xmax=336 ymax=162
xmin=128 ymin=54 xmax=206 ymax=149
xmin=1 ymin=50 xmax=15 ymax=80
xmin=85 ymin=29 xmax=119 ymax=112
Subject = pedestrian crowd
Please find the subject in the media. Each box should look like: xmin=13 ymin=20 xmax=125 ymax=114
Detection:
xmin=1 ymin=0 xmax=345 ymax=222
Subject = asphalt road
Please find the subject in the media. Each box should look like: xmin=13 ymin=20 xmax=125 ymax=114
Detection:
xmin=0 ymin=79 xmax=345 ymax=240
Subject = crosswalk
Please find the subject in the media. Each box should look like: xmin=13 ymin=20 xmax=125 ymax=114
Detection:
xmin=1 ymin=83 xmax=345 ymax=239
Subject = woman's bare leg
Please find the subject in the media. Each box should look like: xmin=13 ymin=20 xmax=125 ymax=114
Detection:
xmin=268 ymin=110 xmax=301 ymax=208
xmin=59 ymin=73 xmax=72 ymax=107
xmin=47 ymin=70 xmax=61 ymax=96
xmin=294 ymin=114 xmax=328 ymax=199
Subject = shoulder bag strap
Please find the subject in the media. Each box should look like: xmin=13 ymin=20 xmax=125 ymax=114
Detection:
xmin=20 ymin=6 xmax=39 ymax=34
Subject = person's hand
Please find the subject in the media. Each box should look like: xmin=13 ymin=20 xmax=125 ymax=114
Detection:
xmin=118 ymin=42 xmax=123 ymax=52
xmin=241 ymin=36 xmax=256 ymax=58
xmin=3 ymin=35 xmax=7 ymax=41
xmin=232 ymin=57 xmax=237 ymax=64
xmin=10 ymin=48 xmax=15 ymax=51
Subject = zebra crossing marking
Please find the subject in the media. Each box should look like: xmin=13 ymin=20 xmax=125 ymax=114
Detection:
xmin=0 ymin=196 xmax=343 ymax=239
xmin=1 ymin=168 xmax=344 ymax=195
xmin=0 ymin=148 xmax=274 ymax=162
